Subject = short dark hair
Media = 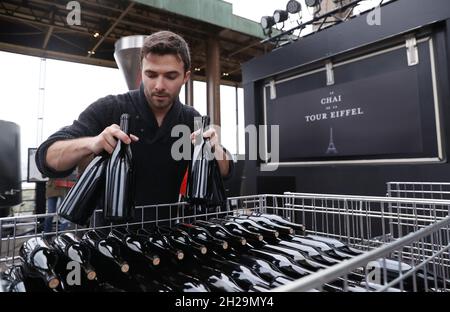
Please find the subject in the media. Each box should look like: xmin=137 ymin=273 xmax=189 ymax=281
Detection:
xmin=140 ymin=31 xmax=191 ymax=73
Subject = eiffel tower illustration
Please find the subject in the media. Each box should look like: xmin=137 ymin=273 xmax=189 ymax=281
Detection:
xmin=326 ymin=127 xmax=338 ymax=154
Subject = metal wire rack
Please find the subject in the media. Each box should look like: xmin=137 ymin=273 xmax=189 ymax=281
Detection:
xmin=1 ymin=192 xmax=450 ymax=292
xmin=388 ymin=182 xmax=450 ymax=200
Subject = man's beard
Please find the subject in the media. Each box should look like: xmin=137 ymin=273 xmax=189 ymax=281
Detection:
xmin=144 ymin=88 xmax=174 ymax=110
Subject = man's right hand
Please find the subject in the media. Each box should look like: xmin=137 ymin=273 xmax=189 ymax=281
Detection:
xmin=90 ymin=124 xmax=139 ymax=154
xmin=45 ymin=124 xmax=139 ymax=172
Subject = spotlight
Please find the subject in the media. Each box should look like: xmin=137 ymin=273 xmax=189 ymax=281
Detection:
xmin=93 ymin=32 xmax=100 ymax=38
xmin=88 ymin=50 xmax=95 ymax=55
xmin=194 ymin=67 xmax=201 ymax=72
xmin=273 ymin=10 xmax=289 ymax=24
xmin=286 ymin=0 xmax=302 ymax=14
xmin=305 ymin=0 xmax=321 ymax=7
xmin=260 ymin=16 xmax=275 ymax=29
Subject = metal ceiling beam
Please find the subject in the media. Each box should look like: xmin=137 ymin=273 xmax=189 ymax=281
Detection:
xmin=87 ymin=1 xmax=134 ymax=57
xmin=0 ymin=41 xmax=117 ymax=67
xmin=0 ymin=10 xmax=116 ymax=43
xmin=42 ymin=25 xmax=53 ymax=49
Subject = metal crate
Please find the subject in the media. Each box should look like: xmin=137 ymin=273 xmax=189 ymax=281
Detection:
xmin=388 ymin=182 xmax=450 ymax=201
xmin=1 ymin=193 xmax=450 ymax=292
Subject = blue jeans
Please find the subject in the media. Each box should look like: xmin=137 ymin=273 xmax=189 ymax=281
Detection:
xmin=44 ymin=196 xmax=68 ymax=232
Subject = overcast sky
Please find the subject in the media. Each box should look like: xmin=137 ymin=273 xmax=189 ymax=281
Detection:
xmin=0 ymin=0 xmax=384 ymax=182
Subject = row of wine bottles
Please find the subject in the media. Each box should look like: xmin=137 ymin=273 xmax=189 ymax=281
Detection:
xmin=1 ymin=212 xmax=449 ymax=292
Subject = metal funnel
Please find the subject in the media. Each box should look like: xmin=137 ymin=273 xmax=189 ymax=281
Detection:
xmin=114 ymin=35 xmax=147 ymax=90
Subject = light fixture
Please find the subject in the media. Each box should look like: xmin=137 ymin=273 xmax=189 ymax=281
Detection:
xmin=222 ymin=72 xmax=229 ymax=77
xmin=273 ymin=10 xmax=289 ymax=24
xmin=93 ymin=32 xmax=100 ymax=38
xmin=88 ymin=50 xmax=95 ymax=55
xmin=286 ymin=0 xmax=302 ymax=14
xmin=260 ymin=16 xmax=275 ymax=30
xmin=305 ymin=0 xmax=321 ymax=7
xmin=194 ymin=67 xmax=201 ymax=72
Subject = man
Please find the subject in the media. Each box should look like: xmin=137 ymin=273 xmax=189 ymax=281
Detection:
xmin=35 ymin=31 xmax=233 ymax=210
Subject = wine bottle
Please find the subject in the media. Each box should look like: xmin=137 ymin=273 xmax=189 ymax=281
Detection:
xmin=286 ymin=235 xmax=351 ymax=260
xmin=228 ymin=252 xmax=294 ymax=287
xmin=82 ymin=230 xmax=153 ymax=292
xmin=82 ymin=230 xmax=129 ymax=273
xmin=252 ymin=212 xmax=306 ymax=234
xmin=373 ymin=258 xmax=450 ymax=291
xmin=131 ymin=272 xmax=174 ymax=292
xmin=193 ymin=220 xmax=247 ymax=248
xmin=235 ymin=214 xmax=294 ymax=236
xmin=108 ymin=227 xmax=160 ymax=267
xmin=210 ymin=218 xmax=264 ymax=243
xmin=306 ymin=235 xmax=363 ymax=256
xmin=1 ymin=265 xmax=27 ymax=292
xmin=57 ymin=155 xmax=108 ymax=226
xmin=275 ymin=238 xmax=340 ymax=266
xmin=226 ymin=216 xmax=279 ymax=240
xmin=157 ymin=226 xmax=208 ymax=258
xmin=174 ymin=223 xmax=229 ymax=251
xmin=135 ymin=228 xmax=185 ymax=263
xmin=53 ymin=233 xmax=97 ymax=280
xmin=53 ymin=252 xmax=99 ymax=292
xmin=261 ymin=244 xmax=324 ymax=271
xmin=155 ymin=269 xmax=211 ymax=292
xmin=19 ymin=237 xmax=60 ymax=289
xmin=247 ymin=248 xmax=311 ymax=280
xmin=188 ymin=116 xmax=213 ymax=205
xmin=202 ymin=254 xmax=271 ymax=291
xmin=104 ymin=113 xmax=135 ymax=222
xmin=179 ymin=257 xmax=243 ymax=292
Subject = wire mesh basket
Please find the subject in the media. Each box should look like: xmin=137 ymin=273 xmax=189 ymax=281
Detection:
xmin=1 ymin=190 xmax=450 ymax=292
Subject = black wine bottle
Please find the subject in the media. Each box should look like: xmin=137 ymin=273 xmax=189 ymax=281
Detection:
xmin=287 ymin=235 xmax=352 ymax=260
xmin=108 ymin=227 xmax=160 ymax=267
xmin=175 ymin=223 xmax=229 ymax=251
xmin=1 ymin=265 xmax=27 ymax=292
xmin=135 ymin=228 xmax=184 ymax=263
xmin=193 ymin=220 xmax=248 ymax=248
xmin=19 ymin=237 xmax=60 ymax=289
xmin=210 ymin=218 xmax=264 ymax=243
xmin=306 ymin=235 xmax=363 ymax=256
xmin=275 ymin=238 xmax=340 ymax=266
xmin=82 ymin=230 xmax=129 ymax=273
xmin=373 ymin=258 xmax=450 ymax=292
xmin=247 ymin=248 xmax=311 ymax=280
xmin=57 ymin=155 xmax=108 ymax=226
xmin=226 ymin=216 xmax=279 ymax=240
xmin=228 ymin=252 xmax=294 ymax=287
xmin=252 ymin=212 xmax=306 ymax=234
xmin=235 ymin=214 xmax=295 ymax=235
xmin=261 ymin=244 xmax=324 ymax=271
xmin=179 ymin=258 xmax=243 ymax=292
xmin=53 ymin=252 xmax=99 ymax=292
xmin=104 ymin=113 xmax=135 ymax=222
xmin=204 ymin=256 xmax=271 ymax=291
xmin=188 ymin=116 xmax=212 ymax=205
xmin=155 ymin=269 xmax=211 ymax=292
xmin=53 ymin=233 xmax=97 ymax=280
xmin=157 ymin=226 xmax=208 ymax=258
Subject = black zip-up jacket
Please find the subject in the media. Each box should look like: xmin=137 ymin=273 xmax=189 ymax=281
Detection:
xmin=36 ymin=85 xmax=233 ymax=207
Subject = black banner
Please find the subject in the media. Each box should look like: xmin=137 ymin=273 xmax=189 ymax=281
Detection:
xmin=266 ymin=68 xmax=424 ymax=161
